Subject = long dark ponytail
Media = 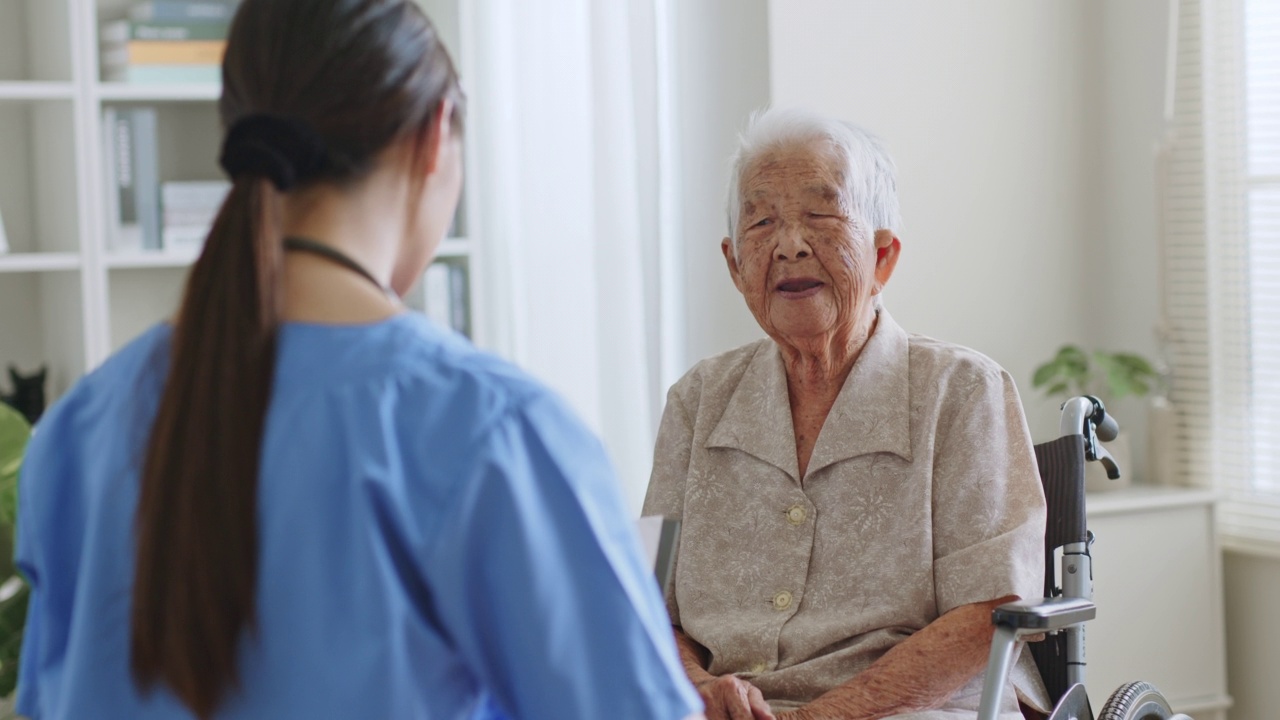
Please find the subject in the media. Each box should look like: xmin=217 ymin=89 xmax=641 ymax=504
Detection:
xmin=129 ymin=1 xmax=463 ymax=716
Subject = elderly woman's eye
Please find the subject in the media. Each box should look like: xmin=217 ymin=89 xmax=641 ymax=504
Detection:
xmin=752 ymin=218 xmax=772 ymax=228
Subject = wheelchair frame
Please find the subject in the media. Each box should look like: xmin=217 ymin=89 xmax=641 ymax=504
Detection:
xmin=976 ymin=396 xmax=1191 ymax=720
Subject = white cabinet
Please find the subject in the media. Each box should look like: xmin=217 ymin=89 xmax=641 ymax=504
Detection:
xmin=1083 ymin=487 xmax=1231 ymax=720
xmin=0 ymin=0 xmax=483 ymax=401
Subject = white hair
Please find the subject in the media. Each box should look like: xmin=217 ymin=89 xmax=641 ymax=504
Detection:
xmin=725 ymin=107 xmax=902 ymax=253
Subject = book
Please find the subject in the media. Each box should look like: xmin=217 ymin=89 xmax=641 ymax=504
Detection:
xmin=104 ymin=108 xmax=162 ymax=251
xmin=635 ymin=516 xmax=681 ymax=589
xmin=423 ymin=262 xmax=451 ymax=328
xmin=162 ymin=180 xmax=230 ymax=209
xmin=417 ymin=260 xmax=471 ymax=337
xmin=448 ymin=262 xmax=470 ymax=337
xmin=162 ymin=225 xmax=209 ymax=251
xmin=128 ymin=2 xmax=239 ymax=23
xmin=101 ymin=108 xmax=124 ymax=250
xmin=161 ymin=180 xmax=229 ymax=251
xmin=102 ymin=64 xmax=221 ymax=84
xmin=101 ymin=19 xmax=230 ymax=43
xmin=106 ymin=40 xmax=227 ymax=66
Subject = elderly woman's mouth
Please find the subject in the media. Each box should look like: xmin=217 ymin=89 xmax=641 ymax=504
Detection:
xmin=776 ymin=278 xmax=825 ymax=299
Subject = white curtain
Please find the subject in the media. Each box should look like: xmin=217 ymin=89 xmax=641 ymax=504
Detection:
xmin=463 ymin=0 xmax=684 ymax=513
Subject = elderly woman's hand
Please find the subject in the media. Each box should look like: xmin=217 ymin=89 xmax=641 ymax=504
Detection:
xmin=695 ymin=675 xmax=776 ymax=720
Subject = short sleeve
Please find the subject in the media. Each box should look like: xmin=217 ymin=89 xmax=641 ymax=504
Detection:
xmin=641 ymin=385 xmax=695 ymax=626
xmin=424 ymin=392 xmax=701 ymax=720
xmin=931 ymin=368 xmax=1046 ymax=615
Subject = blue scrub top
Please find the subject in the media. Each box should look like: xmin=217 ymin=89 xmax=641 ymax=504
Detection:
xmin=15 ymin=314 xmax=701 ymax=720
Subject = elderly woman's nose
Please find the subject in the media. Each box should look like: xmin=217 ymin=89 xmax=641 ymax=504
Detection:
xmin=774 ymin=227 xmax=814 ymax=260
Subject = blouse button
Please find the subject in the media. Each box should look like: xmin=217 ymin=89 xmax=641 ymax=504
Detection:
xmin=773 ymin=590 xmax=793 ymax=611
xmin=786 ymin=504 xmax=807 ymax=525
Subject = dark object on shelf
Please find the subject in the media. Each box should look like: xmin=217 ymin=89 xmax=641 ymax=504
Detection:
xmin=1 ymin=366 xmax=47 ymax=425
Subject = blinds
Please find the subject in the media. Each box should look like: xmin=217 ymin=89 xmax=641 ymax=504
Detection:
xmin=1167 ymin=0 xmax=1280 ymax=552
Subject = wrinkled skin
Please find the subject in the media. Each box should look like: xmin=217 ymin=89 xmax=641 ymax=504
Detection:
xmin=721 ymin=142 xmax=900 ymax=379
xmin=697 ymin=675 xmax=776 ymax=720
xmin=721 ymin=141 xmax=901 ymax=479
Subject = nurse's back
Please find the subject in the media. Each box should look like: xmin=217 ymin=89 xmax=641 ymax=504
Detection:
xmin=13 ymin=2 xmax=703 ymax=719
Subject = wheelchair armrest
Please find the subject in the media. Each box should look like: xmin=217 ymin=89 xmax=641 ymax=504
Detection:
xmin=992 ymin=596 xmax=1096 ymax=633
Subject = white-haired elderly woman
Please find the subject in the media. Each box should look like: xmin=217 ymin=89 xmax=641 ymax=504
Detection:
xmin=643 ymin=107 xmax=1050 ymax=720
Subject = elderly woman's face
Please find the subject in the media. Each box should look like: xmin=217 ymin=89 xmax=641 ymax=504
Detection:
xmin=724 ymin=143 xmax=894 ymax=347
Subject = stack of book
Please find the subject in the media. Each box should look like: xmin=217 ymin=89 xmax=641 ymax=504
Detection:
xmin=102 ymin=109 xmax=227 ymax=254
xmin=102 ymin=107 xmax=160 ymax=251
xmin=162 ymin=181 xmax=230 ymax=251
xmin=100 ymin=1 xmax=239 ymax=84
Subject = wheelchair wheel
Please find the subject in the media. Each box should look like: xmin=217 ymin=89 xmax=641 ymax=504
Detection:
xmin=1097 ymin=681 xmax=1179 ymax=720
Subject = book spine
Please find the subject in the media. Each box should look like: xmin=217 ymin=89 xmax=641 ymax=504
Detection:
xmin=111 ymin=109 xmax=139 ymax=246
xmin=130 ymin=109 xmax=162 ymax=251
xmin=448 ymin=262 xmax=470 ymax=337
xmin=102 ymin=20 xmax=230 ymax=43
xmin=162 ymin=225 xmax=209 ymax=251
xmin=103 ymin=65 xmax=222 ymax=84
xmin=161 ymin=180 xmax=231 ymax=207
xmin=101 ymin=108 xmax=121 ymax=251
xmin=126 ymin=40 xmax=226 ymax=66
xmin=129 ymin=2 xmax=238 ymax=23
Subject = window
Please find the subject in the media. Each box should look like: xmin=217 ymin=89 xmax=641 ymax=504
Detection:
xmin=1245 ymin=0 xmax=1280 ymax=497
xmin=1166 ymin=0 xmax=1280 ymax=552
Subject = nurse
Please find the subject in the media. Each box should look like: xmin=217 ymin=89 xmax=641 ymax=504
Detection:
xmin=14 ymin=1 xmax=703 ymax=719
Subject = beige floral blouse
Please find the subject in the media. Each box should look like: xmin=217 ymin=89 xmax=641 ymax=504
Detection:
xmin=643 ymin=311 xmax=1049 ymax=717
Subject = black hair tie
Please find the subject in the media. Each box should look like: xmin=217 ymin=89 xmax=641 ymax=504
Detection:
xmin=218 ymin=114 xmax=328 ymax=191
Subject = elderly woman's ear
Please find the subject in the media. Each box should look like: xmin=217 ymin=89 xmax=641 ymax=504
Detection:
xmin=872 ymin=229 xmax=901 ymax=295
xmin=720 ymin=237 xmax=746 ymax=293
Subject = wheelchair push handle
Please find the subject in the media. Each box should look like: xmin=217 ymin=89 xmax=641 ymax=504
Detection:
xmin=1060 ymin=395 xmax=1117 ymax=441
xmin=1059 ymin=395 xmax=1122 ymax=479
xmin=1094 ymin=408 xmax=1119 ymax=443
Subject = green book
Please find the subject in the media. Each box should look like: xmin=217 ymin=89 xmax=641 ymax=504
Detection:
xmin=101 ymin=19 xmax=230 ymax=43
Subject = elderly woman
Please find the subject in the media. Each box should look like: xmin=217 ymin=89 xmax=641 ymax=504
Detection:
xmin=643 ymin=107 xmax=1049 ymax=720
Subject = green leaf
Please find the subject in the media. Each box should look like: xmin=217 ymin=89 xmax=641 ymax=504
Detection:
xmin=1114 ymin=352 xmax=1156 ymax=376
xmin=1058 ymin=345 xmax=1089 ymax=371
xmin=0 ymin=405 xmax=31 ymax=534
xmin=1032 ymin=361 xmax=1058 ymax=388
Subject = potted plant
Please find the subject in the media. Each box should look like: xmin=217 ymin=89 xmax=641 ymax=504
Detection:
xmin=0 ymin=403 xmax=31 ymax=717
xmin=1032 ymin=345 xmax=1160 ymax=492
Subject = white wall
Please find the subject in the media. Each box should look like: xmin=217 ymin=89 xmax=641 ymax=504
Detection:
xmin=673 ymin=0 xmax=770 ymax=369
xmin=765 ymin=0 xmax=1172 ymax=454
xmin=769 ymin=0 xmax=1097 ymax=442
xmin=1224 ymin=551 xmax=1280 ymax=720
xmin=1090 ymin=0 xmax=1172 ymax=482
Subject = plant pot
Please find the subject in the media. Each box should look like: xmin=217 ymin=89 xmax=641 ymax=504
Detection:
xmin=1085 ymin=430 xmax=1132 ymax=493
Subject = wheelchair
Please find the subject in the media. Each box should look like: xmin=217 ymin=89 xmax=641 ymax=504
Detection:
xmin=977 ymin=396 xmax=1191 ymax=720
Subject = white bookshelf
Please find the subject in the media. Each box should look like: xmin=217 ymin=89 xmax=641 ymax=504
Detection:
xmin=0 ymin=83 xmax=76 ymax=100
xmin=0 ymin=0 xmax=484 ymax=401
